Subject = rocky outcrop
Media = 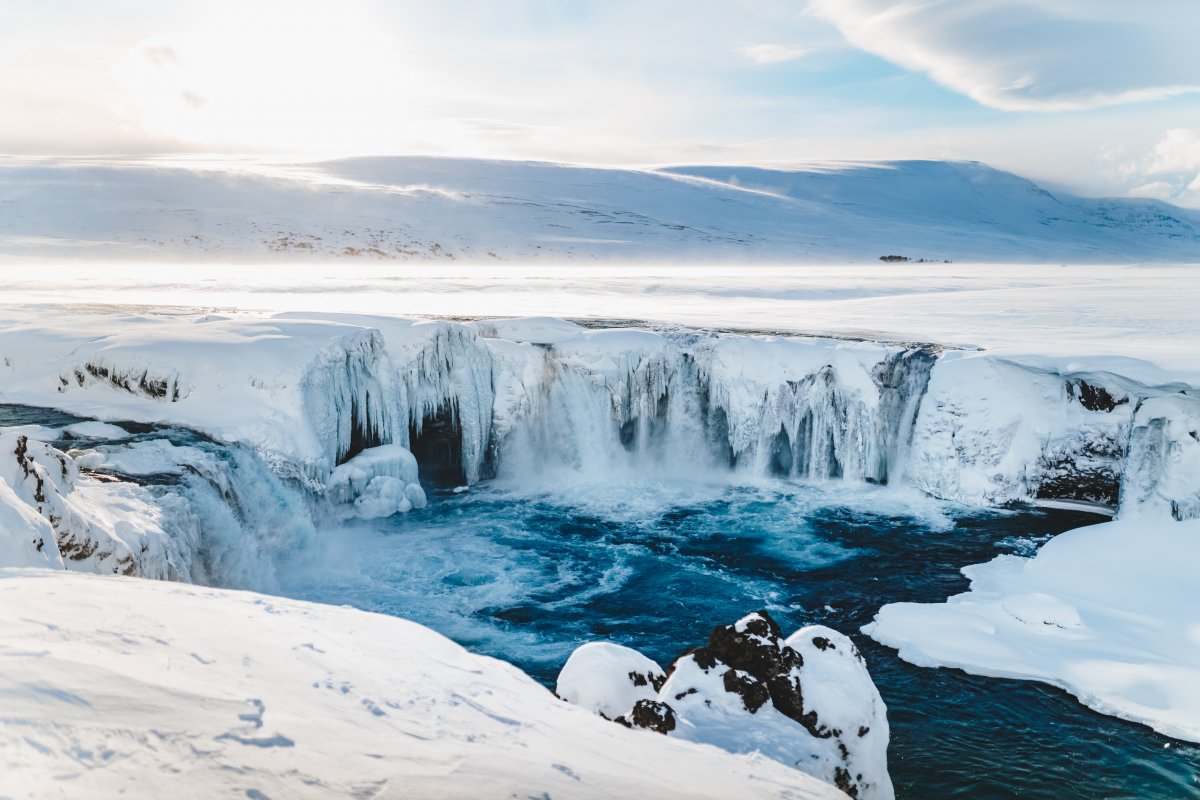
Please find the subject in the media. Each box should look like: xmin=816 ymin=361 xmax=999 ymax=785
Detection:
xmin=0 ymin=430 xmax=172 ymax=577
xmin=557 ymin=612 xmax=893 ymax=800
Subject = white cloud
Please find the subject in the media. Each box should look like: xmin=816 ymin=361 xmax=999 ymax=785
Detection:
xmin=1145 ymin=128 xmax=1200 ymax=174
xmin=737 ymin=43 xmax=811 ymax=64
xmin=1099 ymin=128 xmax=1200 ymax=207
xmin=808 ymin=0 xmax=1200 ymax=111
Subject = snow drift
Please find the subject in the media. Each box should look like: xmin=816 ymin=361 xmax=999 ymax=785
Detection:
xmin=0 ymin=569 xmax=844 ymax=800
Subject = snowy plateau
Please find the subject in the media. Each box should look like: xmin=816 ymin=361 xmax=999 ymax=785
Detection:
xmin=1 ymin=156 xmax=1199 ymax=799
xmin=2 ymin=156 xmax=1200 ymax=264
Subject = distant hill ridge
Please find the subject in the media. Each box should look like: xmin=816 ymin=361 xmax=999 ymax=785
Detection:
xmin=1 ymin=156 xmax=1197 ymax=263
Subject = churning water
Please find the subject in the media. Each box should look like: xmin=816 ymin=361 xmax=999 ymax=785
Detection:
xmin=281 ymin=480 xmax=1200 ymax=799
xmin=4 ymin=403 xmax=1197 ymax=798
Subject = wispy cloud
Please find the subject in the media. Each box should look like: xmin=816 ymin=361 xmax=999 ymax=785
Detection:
xmin=809 ymin=0 xmax=1200 ymax=111
xmin=736 ymin=43 xmax=811 ymax=64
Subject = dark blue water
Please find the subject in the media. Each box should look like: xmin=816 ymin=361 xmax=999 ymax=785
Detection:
xmin=5 ymin=404 xmax=1197 ymax=798
xmin=282 ymin=480 xmax=1200 ymax=800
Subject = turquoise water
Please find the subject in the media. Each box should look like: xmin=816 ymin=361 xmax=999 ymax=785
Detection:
xmin=281 ymin=481 xmax=1200 ymax=799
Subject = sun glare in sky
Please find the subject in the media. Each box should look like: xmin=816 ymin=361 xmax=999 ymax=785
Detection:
xmin=2 ymin=1 xmax=1199 ymax=204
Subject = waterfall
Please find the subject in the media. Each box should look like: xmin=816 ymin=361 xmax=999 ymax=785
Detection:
xmin=872 ymin=347 xmax=939 ymax=485
xmin=468 ymin=329 xmax=943 ymax=486
xmin=300 ymin=328 xmax=404 ymax=473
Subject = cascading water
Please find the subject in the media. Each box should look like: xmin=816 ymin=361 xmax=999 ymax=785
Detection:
xmin=4 ymin=309 xmax=1200 ymax=800
xmin=453 ymin=330 xmax=943 ymax=489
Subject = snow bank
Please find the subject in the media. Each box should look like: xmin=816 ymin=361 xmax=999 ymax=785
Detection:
xmin=865 ymin=518 xmax=1200 ymax=743
xmin=559 ymin=612 xmax=893 ymax=800
xmin=0 ymin=570 xmax=843 ymax=800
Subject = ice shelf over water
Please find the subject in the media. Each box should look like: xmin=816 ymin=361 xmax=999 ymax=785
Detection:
xmin=865 ymin=518 xmax=1200 ymax=744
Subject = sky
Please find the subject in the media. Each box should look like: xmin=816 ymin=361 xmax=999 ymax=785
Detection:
xmin=3 ymin=0 xmax=1200 ymax=206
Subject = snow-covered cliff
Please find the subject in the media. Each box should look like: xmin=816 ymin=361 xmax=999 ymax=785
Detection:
xmin=2 ymin=307 xmax=1196 ymax=531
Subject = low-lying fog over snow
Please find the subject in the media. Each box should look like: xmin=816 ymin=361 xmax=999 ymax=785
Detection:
xmin=1 ymin=262 xmax=1197 ymax=379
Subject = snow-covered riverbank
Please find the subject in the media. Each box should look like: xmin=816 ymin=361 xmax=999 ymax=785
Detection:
xmin=865 ymin=518 xmax=1200 ymax=744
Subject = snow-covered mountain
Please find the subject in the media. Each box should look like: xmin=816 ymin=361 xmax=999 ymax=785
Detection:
xmin=2 ymin=156 xmax=1198 ymax=263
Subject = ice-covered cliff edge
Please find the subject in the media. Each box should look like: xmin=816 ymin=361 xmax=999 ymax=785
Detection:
xmin=0 ymin=569 xmax=844 ymax=800
xmin=1 ymin=307 xmax=1195 ymax=526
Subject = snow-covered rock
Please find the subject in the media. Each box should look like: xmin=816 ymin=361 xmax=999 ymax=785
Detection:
xmin=326 ymin=444 xmax=419 ymax=501
xmin=0 ymin=477 xmax=60 ymax=569
xmin=1120 ymin=394 xmax=1200 ymax=520
xmin=326 ymin=444 xmax=425 ymax=518
xmin=0 ymin=431 xmax=172 ymax=577
xmin=61 ymin=420 xmax=131 ymax=440
xmin=559 ymin=612 xmax=893 ymax=800
xmin=864 ymin=518 xmax=1200 ymax=743
xmin=47 ymin=436 xmax=317 ymax=591
xmin=0 ymin=570 xmax=845 ymax=800
xmin=556 ymin=642 xmax=666 ymax=721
